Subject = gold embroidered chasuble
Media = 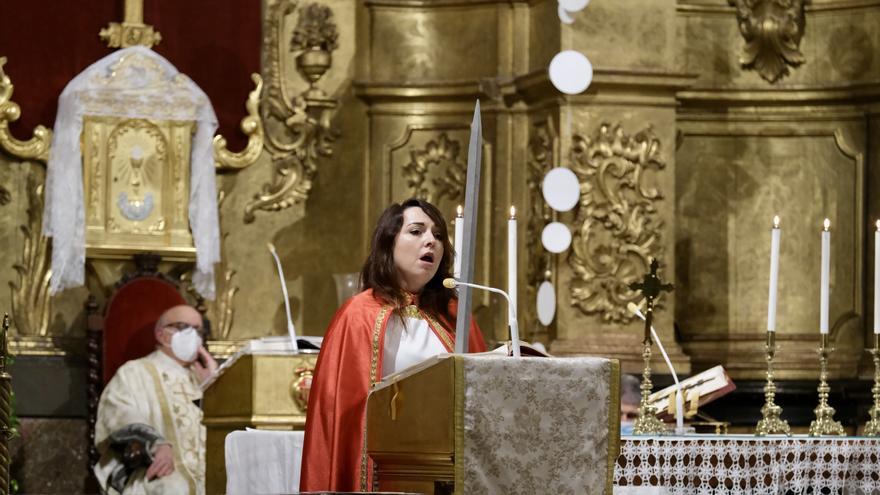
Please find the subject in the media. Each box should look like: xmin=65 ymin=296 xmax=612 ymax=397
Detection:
xmin=94 ymin=350 xmax=206 ymax=494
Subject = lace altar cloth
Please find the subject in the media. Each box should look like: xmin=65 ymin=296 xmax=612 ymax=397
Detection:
xmin=615 ymin=435 xmax=880 ymax=494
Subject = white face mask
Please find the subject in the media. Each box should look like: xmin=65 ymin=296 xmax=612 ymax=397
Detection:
xmin=170 ymin=327 xmax=202 ymax=362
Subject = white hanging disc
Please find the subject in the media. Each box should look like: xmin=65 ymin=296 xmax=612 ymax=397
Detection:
xmin=541 ymin=222 xmax=572 ymax=253
xmin=559 ymin=0 xmax=590 ymax=12
xmin=549 ymin=50 xmax=593 ymax=95
xmin=537 ymin=281 xmax=556 ymax=326
xmin=558 ymin=4 xmax=575 ymax=24
xmin=542 ymin=167 xmax=580 ymax=212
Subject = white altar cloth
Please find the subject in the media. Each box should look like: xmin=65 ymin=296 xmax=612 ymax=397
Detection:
xmin=615 ymin=434 xmax=880 ymax=495
xmin=225 ymin=429 xmax=304 ymax=495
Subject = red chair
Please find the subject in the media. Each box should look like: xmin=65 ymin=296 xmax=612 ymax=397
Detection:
xmin=86 ymin=254 xmax=189 ymax=475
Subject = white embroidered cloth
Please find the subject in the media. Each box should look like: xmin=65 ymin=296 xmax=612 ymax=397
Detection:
xmin=616 ymin=435 xmax=880 ymax=495
xmin=44 ymin=46 xmax=219 ymax=298
xmin=462 ymin=356 xmax=616 ymax=494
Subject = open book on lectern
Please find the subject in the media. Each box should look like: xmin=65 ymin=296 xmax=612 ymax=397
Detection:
xmin=648 ymin=365 xmax=735 ymax=419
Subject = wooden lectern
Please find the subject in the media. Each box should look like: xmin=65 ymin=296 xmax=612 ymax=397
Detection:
xmin=367 ymin=354 xmax=620 ymax=495
xmin=202 ymin=350 xmax=318 ymax=494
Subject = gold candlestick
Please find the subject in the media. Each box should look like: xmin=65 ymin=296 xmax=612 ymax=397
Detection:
xmin=755 ymin=331 xmax=791 ymax=436
xmin=632 ymin=335 xmax=666 ymax=435
xmin=808 ymin=333 xmax=845 ymax=436
xmin=864 ymin=334 xmax=880 ymax=436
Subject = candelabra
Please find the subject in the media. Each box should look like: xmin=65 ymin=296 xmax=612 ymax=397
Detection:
xmin=755 ymin=332 xmax=791 ymax=436
xmin=864 ymin=334 xmax=880 ymax=437
xmin=808 ymin=334 xmax=845 ymax=436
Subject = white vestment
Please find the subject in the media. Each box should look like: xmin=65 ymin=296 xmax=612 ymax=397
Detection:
xmin=94 ymin=350 xmax=205 ymax=495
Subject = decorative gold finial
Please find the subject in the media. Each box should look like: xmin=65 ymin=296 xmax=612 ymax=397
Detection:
xmin=100 ymin=0 xmax=162 ymax=48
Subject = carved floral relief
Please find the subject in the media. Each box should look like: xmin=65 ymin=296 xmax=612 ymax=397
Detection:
xmin=730 ymin=0 xmax=810 ymax=83
xmin=567 ymin=123 xmax=666 ymax=323
xmin=404 ymin=132 xmax=466 ymax=203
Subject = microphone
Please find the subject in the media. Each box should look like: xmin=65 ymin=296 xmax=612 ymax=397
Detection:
xmin=444 ymin=278 xmax=521 ymax=358
xmin=627 ymin=301 xmax=684 ymax=434
xmin=268 ymin=242 xmax=298 ymax=352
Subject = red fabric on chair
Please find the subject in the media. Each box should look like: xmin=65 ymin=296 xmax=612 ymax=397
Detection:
xmin=102 ymin=277 xmax=186 ymax=384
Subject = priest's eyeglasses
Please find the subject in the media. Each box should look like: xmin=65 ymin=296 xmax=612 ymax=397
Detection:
xmin=162 ymin=321 xmax=203 ymax=333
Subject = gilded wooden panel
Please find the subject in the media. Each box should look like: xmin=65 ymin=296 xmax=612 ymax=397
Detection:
xmin=676 ymin=118 xmax=866 ymax=379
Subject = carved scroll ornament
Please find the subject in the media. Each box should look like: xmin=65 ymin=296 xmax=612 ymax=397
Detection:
xmin=567 ymin=123 xmax=665 ymax=323
xmin=246 ymin=0 xmax=339 ymax=223
xmin=730 ymin=0 xmax=810 ymax=83
xmin=214 ymin=73 xmax=265 ymax=171
xmin=404 ymin=132 xmax=466 ymax=202
xmin=0 ymin=57 xmax=52 ymax=162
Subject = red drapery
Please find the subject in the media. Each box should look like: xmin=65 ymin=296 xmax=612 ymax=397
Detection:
xmin=0 ymin=0 xmax=261 ymax=149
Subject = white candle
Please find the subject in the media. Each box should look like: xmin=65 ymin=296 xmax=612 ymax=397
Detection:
xmin=453 ymin=205 xmax=463 ymax=280
xmin=820 ymin=218 xmax=831 ymax=334
xmin=508 ymin=206 xmax=517 ymax=313
xmin=767 ymin=216 xmax=781 ymax=332
xmin=874 ymin=220 xmax=880 ymax=334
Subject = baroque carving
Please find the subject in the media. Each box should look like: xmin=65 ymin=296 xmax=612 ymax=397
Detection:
xmin=567 ymin=123 xmax=666 ymax=324
xmin=730 ymin=0 xmax=810 ymax=83
xmin=404 ymin=132 xmax=466 ymax=202
xmin=9 ymin=169 xmax=51 ymax=337
xmin=214 ymin=74 xmax=265 ymax=171
xmin=0 ymin=57 xmax=52 ymax=162
xmin=246 ymin=0 xmax=339 ymax=223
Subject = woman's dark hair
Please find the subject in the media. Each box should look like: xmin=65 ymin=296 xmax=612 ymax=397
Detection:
xmin=361 ymin=198 xmax=455 ymax=328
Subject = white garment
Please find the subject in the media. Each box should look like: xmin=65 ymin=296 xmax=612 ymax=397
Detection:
xmin=44 ymin=45 xmax=220 ymax=299
xmin=225 ymin=430 xmax=304 ymax=495
xmin=381 ymin=315 xmax=448 ymax=378
xmin=94 ymin=350 xmax=206 ymax=495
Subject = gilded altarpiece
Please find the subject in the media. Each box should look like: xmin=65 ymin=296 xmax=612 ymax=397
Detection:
xmin=82 ymin=117 xmax=195 ymax=259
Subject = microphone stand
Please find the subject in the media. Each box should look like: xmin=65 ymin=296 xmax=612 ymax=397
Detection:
xmin=445 ymin=279 xmax=520 ymax=357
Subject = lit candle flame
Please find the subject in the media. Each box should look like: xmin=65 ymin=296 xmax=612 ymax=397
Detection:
xmin=876 ymin=219 xmax=879 ymax=231
xmin=823 ymin=218 xmax=831 ymax=231
xmin=509 ymin=205 xmax=516 ymax=220
xmin=772 ymin=215 xmax=780 ymax=229
xmin=456 ymin=204 xmax=463 ymax=217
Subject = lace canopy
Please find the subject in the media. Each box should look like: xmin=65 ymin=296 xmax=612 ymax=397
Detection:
xmin=44 ymin=46 xmax=220 ymax=299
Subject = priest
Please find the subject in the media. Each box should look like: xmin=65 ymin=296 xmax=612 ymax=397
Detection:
xmin=93 ymin=305 xmax=218 ymax=494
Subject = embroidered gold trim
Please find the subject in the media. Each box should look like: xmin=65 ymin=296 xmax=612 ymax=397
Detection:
xmin=606 ymin=359 xmax=621 ymax=495
xmin=361 ymin=305 xmax=391 ymax=492
xmin=423 ymin=311 xmax=454 ymax=352
xmin=401 ymin=304 xmax=419 ymax=319
xmin=453 ymin=355 xmax=464 ymax=494
xmin=145 ymin=361 xmax=198 ymax=494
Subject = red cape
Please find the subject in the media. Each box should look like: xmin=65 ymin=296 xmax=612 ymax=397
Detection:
xmin=300 ymin=289 xmax=487 ymax=492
